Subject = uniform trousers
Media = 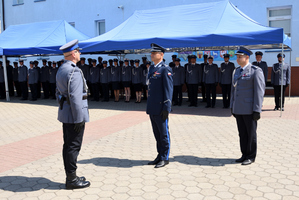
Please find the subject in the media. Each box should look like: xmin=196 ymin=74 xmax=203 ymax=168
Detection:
xmin=8 ymin=80 xmax=14 ymax=96
xmin=273 ymin=85 xmax=287 ymax=108
xmin=201 ymin=82 xmax=206 ymax=101
xmin=101 ymin=83 xmax=109 ymax=101
xmin=188 ymin=84 xmax=198 ymax=106
xmin=235 ymin=114 xmax=257 ymax=160
xmin=92 ymin=83 xmax=100 ymax=101
xmin=50 ymin=83 xmax=56 ymax=98
xmin=149 ymin=115 xmax=170 ymax=161
xmin=42 ymin=81 xmax=50 ymax=98
xmin=20 ymin=81 xmax=28 ymax=99
xmin=37 ymin=81 xmax=41 ymax=98
xmin=62 ymin=123 xmax=85 ymax=174
xmin=29 ymin=83 xmax=38 ymax=100
xmin=14 ymin=81 xmax=22 ymax=97
xmin=221 ymin=84 xmax=231 ymax=108
xmin=0 ymin=82 xmax=5 ymax=99
xmin=173 ymin=85 xmax=183 ymax=105
xmin=205 ymin=83 xmax=216 ymax=107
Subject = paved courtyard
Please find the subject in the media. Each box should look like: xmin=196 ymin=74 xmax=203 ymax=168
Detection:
xmin=0 ymin=95 xmax=299 ymax=200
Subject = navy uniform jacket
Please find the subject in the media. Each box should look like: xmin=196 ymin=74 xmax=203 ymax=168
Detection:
xmin=172 ymin=65 xmax=185 ymax=86
xmin=271 ymin=63 xmax=290 ymax=86
xmin=18 ymin=65 xmax=28 ymax=82
xmin=219 ymin=62 xmax=235 ymax=84
xmin=49 ymin=68 xmax=58 ymax=83
xmin=203 ymin=64 xmax=219 ymax=84
xmin=186 ymin=63 xmax=202 ymax=84
xmin=146 ymin=62 xmax=173 ymax=115
xmin=7 ymin=65 xmax=13 ymax=81
xmin=0 ymin=66 xmax=4 ymax=83
xmin=13 ymin=68 xmax=19 ymax=82
xmin=110 ymin=66 xmax=121 ymax=82
xmin=132 ymin=67 xmax=143 ymax=84
xmin=56 ymin=60 xmax=89 ymax=124
xmin=28 ymin=68 xmax=39 ymax=84
xmin=79 ymin=64 xmax=90 ymax=82
xmin=252 ymin=61 xmax=268 ymax=84
xmin=100 ymin=68 xmax=110 ymax=84
xmin=40 ymin=65 xmax=50 ymax=82
xmin=230 ymin=64 xmax=265 ymax=115
xmin=35 ymin=67 xmax=41 ymax=81
xmin=121 ymin=65 xmax=132 ymax=82
xmin=90 ymin=66 xmax=100 ymax=83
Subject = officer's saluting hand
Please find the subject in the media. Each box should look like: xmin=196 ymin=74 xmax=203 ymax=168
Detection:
xmin=146 ymin=43 xmax=173 ymax=168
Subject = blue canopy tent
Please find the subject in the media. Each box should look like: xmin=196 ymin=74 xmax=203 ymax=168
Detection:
xmin=0 ymin=20 xmax=90 ymax=55
xmin=80 ymin=0 xmax=290 ymax=53
xmin=0 ymin=20 xmax=90 ymax=101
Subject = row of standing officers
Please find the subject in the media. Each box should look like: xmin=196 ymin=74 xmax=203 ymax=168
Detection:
xmin=0 ymin=52 xmax=290 ymax=110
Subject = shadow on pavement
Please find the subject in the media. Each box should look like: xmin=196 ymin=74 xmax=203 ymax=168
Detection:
xmin=78 ymin=157 xmax=147 ymax=168
xmin=0 ymin=176 xmax=64 ymax=192
xmin=173 ymin=155 xmax=237 ymax=166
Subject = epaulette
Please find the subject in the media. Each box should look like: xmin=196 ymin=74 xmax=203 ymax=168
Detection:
xmin=252 ymin=65 xmax=258 ymax=69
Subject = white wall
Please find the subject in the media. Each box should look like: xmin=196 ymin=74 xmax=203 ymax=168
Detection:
xmin=2 ymin=0 xmax=298 ymax=66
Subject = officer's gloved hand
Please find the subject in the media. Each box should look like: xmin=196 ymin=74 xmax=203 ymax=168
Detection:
xmin=252 ymin=112 xmax=260 ymax=121
xmin=74 ymin=121 xmax=85 ymax=133
xmin=231 ymin=109 xmax=235 ymax=118
xmin=160 ymin=110 xmax=169 ymax=122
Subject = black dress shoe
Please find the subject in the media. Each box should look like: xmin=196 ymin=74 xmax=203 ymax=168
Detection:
xmin=20 ymin=98 xmax=27 ymax=100
xmin=65 ymin=177 xmax=90 ymax=189
xmin=235 ymin=156 xmax=246 ymax=163
xmin=274 ymin=107 xmax=279 ymax=111
xmin=148 ymin=157 xmax=160 ymax=165
xmin=281 ymin=107 xmax=284 ymax=111
xmin=155 ymin=160 xmax=169 ymax=168
xmin=205 ymin=105 xmax=211 ymax=108
xmin=242 ymin=159 xmax=254 ymax=165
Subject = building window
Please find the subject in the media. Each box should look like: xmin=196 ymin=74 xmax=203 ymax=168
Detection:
xmin=34 ymin=0 xmax=46 ymax=2
xmin=96 ymin=20 xmax=105 ymax=36
xmin=13 ymin=0 xmax=24 ymax=5
xmin=69 ymin=22 xmax=75 ymax=28
xmin=268 ymin=6 xmax=292 ymax=37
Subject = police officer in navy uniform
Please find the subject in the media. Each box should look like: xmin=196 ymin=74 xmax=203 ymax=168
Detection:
xmin=40 ymin=59 xmax=50 ymax=99
xmin=169 ymin=55 xmax=177 ymax=68
xmin=49 ymin=61 xmax=58 ymax=99
xmin=0 ymin=61 xmax=5 ymax=99
xmin=186 ymin=55 xmax=202 ymax=107
xmin=34 ymin=61 xmax=41 ymax=98
xmin=271 ymin=53 xmax=290 ymax=111
xmin=252 ymin=51 xmax=268 ymax=86
xmin=13 ymin=61 xmax=21 ymax=97
xmin=203 ymin=56 xmax=218 ymax=108
xmin=147 ymin=43 xmax=173 ymax=168
xmin=100 ymin=61 xmax=110 ymax=102
xmin=200 ymin=54 xmax=208 ymax=102
xmin=231 ymin=46 xmax=265 ymax=165
xmin=172 ymin=58 xmax=185 ymax=106
xmin=18 ymin=59 xmax=28 ymax=100
xmin=122 ymin=59 xmax=132 ymax=102
xmin=219 ymin=54 xmax=235 ymax=108
xmin=56 ymin=39 xmax=90 ymax=189
xmin=28 ymin=61 xmax=39 ymax=101
xmin=90 ymin=59 xmax=100 ymax=101
xmin=6 ymin=60 xmax=14 ymax=97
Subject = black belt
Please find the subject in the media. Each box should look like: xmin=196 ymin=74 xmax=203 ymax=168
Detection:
xmin=82 ymin=95 xmax=88 ymax=100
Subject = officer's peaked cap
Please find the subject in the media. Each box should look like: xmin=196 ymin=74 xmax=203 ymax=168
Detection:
xmin=236 ymin=46 xmax=253 ymax=56
xmin=59 ymin=39 xmax=82 ymax=53
xmin=150 ymin=43 xmax=165 ymax=53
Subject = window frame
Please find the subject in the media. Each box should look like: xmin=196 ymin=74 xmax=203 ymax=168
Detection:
xmin=95 ymin=20 xmax=106 ymax=36
xmin=267 ymin=6 xmax=292 ymax=37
